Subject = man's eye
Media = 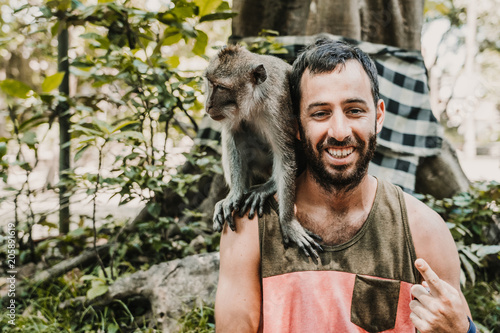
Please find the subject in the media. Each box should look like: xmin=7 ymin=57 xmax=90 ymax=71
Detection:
xmin=312 ymin=111 xmax=328 ymax=118
xmin=349 ymin=109 xmax=364 ymax=115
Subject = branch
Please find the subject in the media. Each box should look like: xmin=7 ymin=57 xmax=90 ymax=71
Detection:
xmin=32 ymin=244 xmax=110 ymax=284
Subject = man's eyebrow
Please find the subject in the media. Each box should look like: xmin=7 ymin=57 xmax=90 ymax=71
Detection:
xmin=343 ymin=98 xmax=369 ymax=106
xmin=306 ymin=102 xmax=330 ymax=112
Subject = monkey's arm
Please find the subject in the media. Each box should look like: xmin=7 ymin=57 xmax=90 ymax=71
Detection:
xmin=213 ymin=130 xmax=250 ymax=231
xmin=215 ymin=214 xmax=261 ymax=333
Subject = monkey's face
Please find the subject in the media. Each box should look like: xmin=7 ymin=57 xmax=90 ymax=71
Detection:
xmin=204 ymin=46 xmax=269 ymax=123
xmin=204 ymin=77 xmax=238 ymax=121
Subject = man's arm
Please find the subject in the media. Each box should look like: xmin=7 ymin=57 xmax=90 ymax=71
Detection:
xmin=215 ymin=214 xmax=261 ymax=333
xmin=405 ymin=193 xmax=472 ymax=333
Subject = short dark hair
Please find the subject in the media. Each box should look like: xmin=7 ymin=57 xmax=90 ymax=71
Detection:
xmin=290 ymin=39 xmax=380 ymax=118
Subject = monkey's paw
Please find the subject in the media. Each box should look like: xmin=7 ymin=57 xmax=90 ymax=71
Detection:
xmin=240 ymin=179 xmax=276 ymax=219
xmin=281 ymin=218 xmax=323 ymax=259
xmin=213 ymin=193 xmax=245 ymax=232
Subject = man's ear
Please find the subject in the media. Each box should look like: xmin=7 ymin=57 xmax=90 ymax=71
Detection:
xmin=295 ymin=119 xmax=301 ymax=141
xmin=376 ymin=99 xmax=385 ymax=134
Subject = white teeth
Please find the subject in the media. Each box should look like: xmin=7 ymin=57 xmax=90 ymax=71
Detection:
xmin=327 ymin=147 xmax=354 ymax=158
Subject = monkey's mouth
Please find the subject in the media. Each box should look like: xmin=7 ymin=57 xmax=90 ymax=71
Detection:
xmin=209 ymin=114 xmax=225 ymax=121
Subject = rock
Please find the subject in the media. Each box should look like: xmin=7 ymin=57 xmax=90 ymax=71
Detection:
xmin=101 ymin=252 xmax=220 ymax=332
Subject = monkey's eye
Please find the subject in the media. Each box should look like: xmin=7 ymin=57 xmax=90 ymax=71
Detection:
xmin=215 ymin=84 xmax=229 ymax=91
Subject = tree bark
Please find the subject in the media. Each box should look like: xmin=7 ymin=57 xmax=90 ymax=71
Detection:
xmin=232 ymin=0 xmax=423 ymax=50
xmin=415 ymin=139 xmax=470 ymax=198
xmin=231 ymin=0 xmax=312 ymax=38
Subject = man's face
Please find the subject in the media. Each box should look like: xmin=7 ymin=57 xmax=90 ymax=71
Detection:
xmin=297 ymin=60 xmax=385 ymax=192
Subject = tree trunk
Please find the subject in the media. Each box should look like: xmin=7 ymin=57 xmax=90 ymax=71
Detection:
xmin=58 ymin=27 xmax=71 ymax=234
xmin=231 ymin=0 xmax=312 ymax=38
xmin=232 ymin=0 xmax=423 ymax=50
xmin=415 ymin=139 xmax=470 ymax=198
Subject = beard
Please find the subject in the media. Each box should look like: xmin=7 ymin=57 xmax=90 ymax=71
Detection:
xmin=299 ymin=127 xmax=377 ymax=193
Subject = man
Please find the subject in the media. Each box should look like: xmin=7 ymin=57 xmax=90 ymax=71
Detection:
xmin=215 ymin=39 xmax=473 ymax=332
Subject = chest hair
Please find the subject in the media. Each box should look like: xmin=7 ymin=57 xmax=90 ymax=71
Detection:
xmin=296 ymin=209 xmax=370 ymax=246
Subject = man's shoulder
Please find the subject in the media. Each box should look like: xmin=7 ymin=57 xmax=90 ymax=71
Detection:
xmin=402 ymin=191 xmax=443 ymax=229
xmin=402 ymin=191 xmax=460 ymax=284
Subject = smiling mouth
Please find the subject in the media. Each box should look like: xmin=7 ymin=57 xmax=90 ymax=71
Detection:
xmin=326 ymin=147 xmax=354 ymax=158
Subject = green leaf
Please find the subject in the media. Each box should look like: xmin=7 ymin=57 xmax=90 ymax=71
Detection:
xmin=0 ymin=79 xmax=32 ymax=98
xmin=107 ymin=323 xmax=119 ymax=333
xmin=38 ymin=220 xmax=58 ymax=229
xmin=42 ymin=72 xmax=65 ymax=93
xmin=147 ymin=202 xmax=161 ymax=218
xmin=192 ymin=30 xmax=208 ymax=56
xmin=21 ymin=131 xmax=37 ymax=148
xmin=459 ymin=253 xmax=476 ymax=285
xmin=218 ymin=1 xmax=231 ymax=11
xmin=81 ymin=274 xmax=98 ymax=281
xmin=0 ymin=142 xmax=7 ymax=158
xmin=200 ymin=11 xmax=237 ymax=22
xmin=87 ymin=284 xmax=108 ymax=300
xmin=111 ymin=121 xmax=140 ymax=133
xmin=195 ymin=0 xmax=222 ymax=17
xmin=112 ymin=131 xmax=146 ymax=142
xmin=171 ymin=3 xmax=196 ymax=19
xmin=461 ymin=247 xmax=482 ymax=266
xmin=475 ymin=245 xmax=500 ymax=258
xmin=72 ymin=124 xmax=102 ymax=136
xmin=164 ymin=33 xmax=183 ymax=46
xmin=19 ymin=114 xmax=47 ymax=132
xmin=93 ymin=118 xmax=112 ymax=135
xmin=57 ymin=0 xmax=71 ymax=11
xmin=51 ymin=21 xmax=60 ymax=36
xmin=74 ymin=144 xmax=91 ymax=162
xmin=157 ymin=12 xmax=177 ymax=24
xmin=68 ymin=227 xmax=86 ymax=237
xmin=166 ymin=55 xmax=180 ymax=68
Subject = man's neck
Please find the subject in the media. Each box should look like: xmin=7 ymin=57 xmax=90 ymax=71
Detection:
xmin=295 ymin=170 xmax=378 ymax=245
xmin=296 ymin=169 xmax=377 ymax=214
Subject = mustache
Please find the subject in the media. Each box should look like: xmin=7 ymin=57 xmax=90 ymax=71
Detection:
xmin=317 ymin=136 xmax=360 ymax=150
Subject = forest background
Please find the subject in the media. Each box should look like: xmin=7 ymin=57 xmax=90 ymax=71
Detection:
xmin=0 ymin=0 xmax=499 ymax=332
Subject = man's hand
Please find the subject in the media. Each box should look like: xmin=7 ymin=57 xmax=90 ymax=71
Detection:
xmin=410 ymin=258 xmax=469 ymax=333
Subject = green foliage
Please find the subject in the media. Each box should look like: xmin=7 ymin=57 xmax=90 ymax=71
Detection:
xmin=419 ymin=181 xmax=500 ymax=331
xmin=1 ymin=272 xmax=150 ymax=333
xmin=0 ymin=0 xmax=230 ymax=331
xmin=463 ymin=281 xmax=500 ymax=332
xmin=241 ymin=29 xmax=288 ymax=55
xmin=178 ymin=303 xmax=215 ymax=333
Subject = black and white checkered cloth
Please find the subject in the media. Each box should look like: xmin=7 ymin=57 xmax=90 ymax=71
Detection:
xmin=196 ymin=34 xmax=443 ymax=193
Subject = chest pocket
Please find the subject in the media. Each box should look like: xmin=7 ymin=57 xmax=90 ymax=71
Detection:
xmin=350 ymin=275 xmax=400 ymax=332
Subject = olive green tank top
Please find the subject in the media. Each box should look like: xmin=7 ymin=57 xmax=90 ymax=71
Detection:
xmin=258 ymin=179 xmax=419 ymax=332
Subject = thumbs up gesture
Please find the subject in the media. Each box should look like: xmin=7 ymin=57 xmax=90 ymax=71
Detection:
xmin=410 ymin=258 xmax=470 ymax=333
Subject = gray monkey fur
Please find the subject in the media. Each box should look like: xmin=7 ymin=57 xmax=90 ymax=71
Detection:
xmin=204 ymin=45 xmax=322 ymax=257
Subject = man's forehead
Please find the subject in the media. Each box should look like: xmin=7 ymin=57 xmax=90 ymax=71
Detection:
xmin=299 ymin=61 xmax=373 ymax=105
xmin=302 ymin=59 xmax=366 ymax=80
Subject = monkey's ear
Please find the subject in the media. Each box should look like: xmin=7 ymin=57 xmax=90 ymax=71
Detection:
xmin=252 ymin=64 xmax=267 ymax=85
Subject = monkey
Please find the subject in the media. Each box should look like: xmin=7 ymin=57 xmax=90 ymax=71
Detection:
xmin=204 ymin=45 xmax=322 ymax=258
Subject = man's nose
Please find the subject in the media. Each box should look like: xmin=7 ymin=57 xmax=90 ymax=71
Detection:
xmin=327 ymin=113 xmax=351 ymax=142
